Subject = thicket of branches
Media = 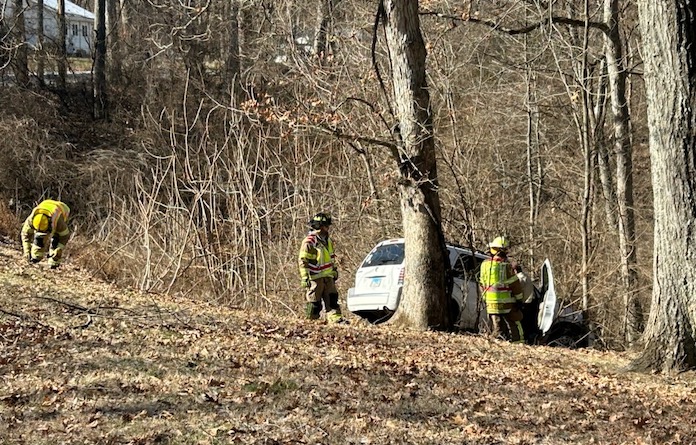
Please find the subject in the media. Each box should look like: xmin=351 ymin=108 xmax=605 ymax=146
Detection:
xmin=0 ymin=0 xmax=652 ymax=349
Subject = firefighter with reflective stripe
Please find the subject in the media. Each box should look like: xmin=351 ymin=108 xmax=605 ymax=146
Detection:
xmin=21 ymin=200 xmax=71 ymax=269
xmin=298 ymin=212 xmax=346 ymax=323
xmin=479 ymin=236 xmax=525 ymax=342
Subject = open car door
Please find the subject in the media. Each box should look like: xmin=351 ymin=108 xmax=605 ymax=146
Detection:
xmin=537 ymin=259 xmax=557 ymax=335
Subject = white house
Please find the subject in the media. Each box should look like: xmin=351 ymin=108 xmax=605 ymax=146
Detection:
xmin=1 ymin=0 xmax=95 ymax=56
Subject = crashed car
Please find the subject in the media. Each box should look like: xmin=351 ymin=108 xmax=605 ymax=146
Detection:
xmin=346 ymin=238 xmax=590 ymax=347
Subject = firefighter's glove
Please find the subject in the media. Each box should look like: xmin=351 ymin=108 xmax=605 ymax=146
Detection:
xmin=333 ymin=270 xmax=338 ymax=282
xmin=301 ymin=278 xmax=311 ymax=288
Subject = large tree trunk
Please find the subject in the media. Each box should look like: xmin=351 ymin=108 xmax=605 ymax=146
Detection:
xmin=106 ymin=0 xmax=121 ymax=81
xmin=12 ymin=0 xmax=29 ymax=87
xmin=631 ymin=0 xmax=696 ymax=372
xmin=382 ymin=0 xmax=450 ymax=330
xmin=604 ymin=0 xmax=642 ymax=346
xmin=93 ymin=0 xmax=107 ymax=119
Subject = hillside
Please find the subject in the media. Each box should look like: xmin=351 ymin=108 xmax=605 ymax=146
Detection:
xmin=0 ymin=239 xmax=694 ymax=445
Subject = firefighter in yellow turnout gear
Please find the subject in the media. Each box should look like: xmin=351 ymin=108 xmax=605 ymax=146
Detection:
xmin=479 ymin=236 xmax=525 ymax=342
xmin=298 ymin=213 xmax=346 ymax=323
xmin=21 ymin=200 xmax=71 ymax=269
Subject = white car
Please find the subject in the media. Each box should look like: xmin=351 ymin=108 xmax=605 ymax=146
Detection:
xmin=346 ymin=238 xmax=489 ymax=328
xmin=347 ymin=238 xmax=589 ymax=346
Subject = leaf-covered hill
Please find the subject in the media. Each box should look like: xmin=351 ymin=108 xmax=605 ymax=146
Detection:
xmin=1 ymin=239 xmax=694 ymax=445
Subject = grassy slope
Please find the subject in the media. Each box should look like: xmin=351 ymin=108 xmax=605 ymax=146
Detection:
xmin=1 ymin=238 xmax=695 ymax=445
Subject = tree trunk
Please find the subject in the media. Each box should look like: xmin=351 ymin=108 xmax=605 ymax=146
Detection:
xmin=593 ymin=60 xmax=618 ymax=233
xmin=580 ymin=0 xmax=594 ymax=315
xmin=604 ymin=0 xmax=643 ymax=346
xmin=313 ymin=0 xmax=332 ymax=61
xmin=106 ymin=0 xmax=121 ymax=81
xmin=523 ymin=13 xmax=540 ymax=265
xmin=631 ymin=0 xmax=696 ymax=372
xmin=12 ymin=0 xmax=29 ymax=87
xmin=37 ymin=0 xmax=45 ymax=84
xmin=93 ymin=0 xmax=107 ymax=119
xmin=119 ymin=0 xmax=129 ymax=39
xmin=226 ymin=0 xmax=242 ymax=100
xmin=57 ymin=0 xmax=66 ymax=89
xmin=382 ymin=0 xmax=450 ymax=330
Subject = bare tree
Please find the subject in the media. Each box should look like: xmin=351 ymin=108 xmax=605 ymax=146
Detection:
xmin=94 ymin=0 xmax=107 ymax=119
xmin=106 ymin=0 xmax=121 ymax=80
xmin=603 ymin=0 xmax=642 ymax=345
xmin=37 ymin=0 xmax=44 ymax=84
xmin=226 ymin=0 xmax=242 ymax=100
xmin=57 ymin=0 xmax=66 ymax=89
xmin=380 ymin=0 xmax=450 ymax=330
xmin=12 ymin=0 xmax=29 ymax=87
xmin=631 ymin=0 xmax=696 ymax=372
xmin=313 ymin=0 xmax=332 ymax=61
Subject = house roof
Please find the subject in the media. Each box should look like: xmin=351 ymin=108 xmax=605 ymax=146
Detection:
xmin=42 ymin=0 xmax=95 ymax=20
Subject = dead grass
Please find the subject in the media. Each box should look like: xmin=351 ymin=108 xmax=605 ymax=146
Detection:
xmin=1 ymin=238 xmax=695 ymax=445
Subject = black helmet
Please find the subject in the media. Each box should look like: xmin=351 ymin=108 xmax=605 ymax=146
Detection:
xmin=309 ymin=212 xmax=332 ymax=229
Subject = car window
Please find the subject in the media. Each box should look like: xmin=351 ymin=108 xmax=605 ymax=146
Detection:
xmin=452 ymin=253 xmax=484 ymax=279
xmin=451 ymin=255 xmax=467 ymax=279
xmin=362 ymin=243 xmax=405 ymax=267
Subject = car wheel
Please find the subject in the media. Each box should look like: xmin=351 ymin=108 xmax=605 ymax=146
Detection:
xmin=543 ymin=321 xmax=590 ymax=348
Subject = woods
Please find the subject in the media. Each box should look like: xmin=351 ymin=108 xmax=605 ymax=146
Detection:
xmin=0 ymin=0 xmax=695 ymax=372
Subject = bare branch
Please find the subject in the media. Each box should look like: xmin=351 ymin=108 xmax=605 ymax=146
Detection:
xmin=420 ymin=10 xmax=610 ymax=36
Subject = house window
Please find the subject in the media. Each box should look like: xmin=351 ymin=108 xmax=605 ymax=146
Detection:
xmin=72 ymin=24 xmax=78 ymax=36
xmin=82 ymin=25 xmax=88 ymax=37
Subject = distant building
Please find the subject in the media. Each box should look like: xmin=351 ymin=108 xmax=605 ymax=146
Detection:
xmin=1 ymin=0 xmax=95 ymax=56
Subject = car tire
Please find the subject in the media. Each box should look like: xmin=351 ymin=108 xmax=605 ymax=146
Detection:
xmin=543 ymin=320 xmax=590 ymax=348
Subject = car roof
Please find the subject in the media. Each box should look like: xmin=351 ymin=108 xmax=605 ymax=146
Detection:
xmin=374 ymin=238 xmax=489 ymax=259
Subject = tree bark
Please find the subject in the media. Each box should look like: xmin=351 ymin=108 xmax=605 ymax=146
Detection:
xmin=579 ymin=0 xmax=594 ymax=315
xmin=37 ymin=0 xmax=45 ymax=84
xmin=93 ymin=0 xmax=107 ymax=119
xmin=57 ymin=0 xmax=66 ymax=89
xmin=12 ymin=0 xmax=29 ymax=87
xmin=381 ymin=0 xmax=450 ymax=330
xmin=106 ymin=0 xmax=121 ymax=81
xmin=119 ymin=0 xmax=130 ymax=40
xmin=226 ymin=0 xmax=242 ymax=100
xmin=604 ymin=0 xmax=642 ymax=346
xmin=313 ymin=0 xmax=332 ymax=61
xmin=631 ymin=0 xmax=696 ymax=372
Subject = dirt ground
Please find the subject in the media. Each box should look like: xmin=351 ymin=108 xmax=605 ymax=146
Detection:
xmin=1 ymin=237 xmax=695 ymax=445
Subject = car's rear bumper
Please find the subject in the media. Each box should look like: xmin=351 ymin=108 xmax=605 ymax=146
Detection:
xmin=347 ymin=287 xmax=402 ymax=312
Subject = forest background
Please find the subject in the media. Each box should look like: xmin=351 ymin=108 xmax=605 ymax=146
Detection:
xmin=1 ymin=0 xmax=652 ymax=350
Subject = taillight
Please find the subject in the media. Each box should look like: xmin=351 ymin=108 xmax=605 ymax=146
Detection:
xmin=398 ymin=267 xmax=405 ymax=285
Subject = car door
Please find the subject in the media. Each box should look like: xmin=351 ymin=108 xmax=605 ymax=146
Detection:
xmin=537 ymin=259 xmax=558 ymax=335
xmin=450 ymin=250 xmax=485 ymax=330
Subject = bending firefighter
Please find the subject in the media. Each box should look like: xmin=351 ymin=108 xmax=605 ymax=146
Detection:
xmin=21 ymin=200 xmax=71 ymax=269
xmin=479 ymin=236 xmax=525 ymax=343
xmin=298 ymin=212 xmax=346 ymax=323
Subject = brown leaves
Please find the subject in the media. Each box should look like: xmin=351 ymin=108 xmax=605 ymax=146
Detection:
xmin=2 ymin=242 xmax=696 ymax=444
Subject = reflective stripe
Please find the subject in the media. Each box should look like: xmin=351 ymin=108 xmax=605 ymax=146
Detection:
xmin=308 ymin=263 xmax=334 ymax=274
xmin=298 ymin=231 xmax=337 ymax=281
